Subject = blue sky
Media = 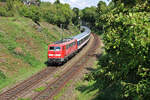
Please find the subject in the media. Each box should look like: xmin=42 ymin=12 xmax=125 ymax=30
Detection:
xmin=41 ymin=0 xmax=110 ymax=9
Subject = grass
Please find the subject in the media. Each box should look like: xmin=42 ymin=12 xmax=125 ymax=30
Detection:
xmin=75 ymin=80 xmax=99 ymax=100
xmin=18 ymin=98 xmax=31 ymax=100
xmin=53 ymin=80 xmax=73 ymax=100
xmin=75 ymin=61 xmax=99 ymax=100
xmin=33 ymin=86 xmax=46 ymax=92
xmin=53 ymin=73 xmax=60 ymax=78
xmin=0 ymin=16 xmax=80 ymax=91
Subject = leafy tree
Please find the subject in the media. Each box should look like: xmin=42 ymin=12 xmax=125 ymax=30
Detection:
xmin=81 ymin=7 xmax=97 ymax=29
xmin=40 ymin=2 xmax=74 ymax=28
xmin=54 ymin=0 xmax=60 ymax=4
xmin=112 ymin=0 xmax=149 ymax=8
xmin=19 ymin=5 xmax=40 ymax=23
xmin=0 ymin=0 xmax=6 ymax=2
xmin=97 ymin=1 xmax=107 ymax=14
xmin=86 ymin=0 xmax=150 ymax=99
xmin=73 ymin=7 xmax=79 ymax=16
xmin=95 ymin=1 xmax=108 ymax=31
xmin=6 ymin=0 xmax=14 ymax=10
xmin=72 ymin=7 xmax=80 ymax=25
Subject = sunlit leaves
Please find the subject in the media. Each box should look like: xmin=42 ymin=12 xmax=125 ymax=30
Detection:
xmin=91 ymin=1 xmax=150 ymax=99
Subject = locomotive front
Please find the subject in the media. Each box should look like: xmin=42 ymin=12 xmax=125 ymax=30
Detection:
xmin=48 ymin=44 xmax=65 ymax=64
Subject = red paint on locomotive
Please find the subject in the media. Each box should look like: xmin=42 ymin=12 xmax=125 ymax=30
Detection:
xmin=48 ymin=39 xmax=77 ymax=63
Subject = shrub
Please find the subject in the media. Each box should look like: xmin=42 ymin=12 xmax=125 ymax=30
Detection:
xmin=90 ymin=2 xmax=150 ymax=99
xmin=19 ymin=5 xmax=40 ymax=23
xmin=0 ymin=7 xmax=14 ymax=16
xmin=0 ymin=70 xmax=6 ymax=79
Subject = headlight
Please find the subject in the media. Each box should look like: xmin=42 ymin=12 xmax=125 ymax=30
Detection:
xmin=55 ymin=54 xmax=61 ymax=56
xmin=49 ymin=54 xmax=54 ymax=56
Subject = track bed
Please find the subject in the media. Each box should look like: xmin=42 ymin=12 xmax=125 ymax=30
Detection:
xmin=0 ymin=34 xmax=100 ymax=100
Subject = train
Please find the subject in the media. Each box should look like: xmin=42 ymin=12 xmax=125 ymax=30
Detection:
xmin=48 ymin=26 xmax=91 ymax=64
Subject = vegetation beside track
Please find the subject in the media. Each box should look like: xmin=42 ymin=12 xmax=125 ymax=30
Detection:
xmin=0 ymin=16 xmax=79 ymax=91
xmin=76 ymin=0 xmax=150 ymax=100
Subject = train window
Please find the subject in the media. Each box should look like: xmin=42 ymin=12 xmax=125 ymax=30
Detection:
xmin=73 ymin=42 xmax=76 ymax=45
xmin=55 ymin=47 xmax=61 ymax=51
xmin=67 ymin=45 xmax=69 ymax=49
xmin=77 ymin=41 xmax=80 ymax=46
xmin=49 ymin=47 xmax=54 ymax=51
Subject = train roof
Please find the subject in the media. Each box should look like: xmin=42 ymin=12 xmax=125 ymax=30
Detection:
xmin=72 ymin=26 xmax=91 ymax=40
xmin=48 ymin=26 xmax=91 ymax=47
xmin=48 ymin=38 xmax=75 ymax=46
xmin=54 ymin=38 xmax=73 ymax=44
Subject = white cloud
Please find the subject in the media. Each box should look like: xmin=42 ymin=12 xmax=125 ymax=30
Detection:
xmin=41 ymin=0 xmax=110 ymax=9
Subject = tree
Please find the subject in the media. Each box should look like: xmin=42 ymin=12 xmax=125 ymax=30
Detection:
xmin=6 ymin=0 xmax=14 ymax=10
xmin=40 ymin=2 xmax=74 ymax=28
xmin=73 ymin=7 xmax=79 ymax=16
xmin=97 ymin=1 xmax=107 ymax=14
xmin=72 ymin=7 xmax=80 ymax=25
xmin=54 ymin=0 xmax=60 ymax=4
xmin=86 ymin=0 xmax=150 ymax=99
xmin=0 ymin=0 xmax=6 ymax=2
xmin=112 ymin=0 xmax=149 ymax=8
xmin=95 ymin=1 xmax=108 ymax=31
xmin=81 ymin=7 xmax=97 ymax=29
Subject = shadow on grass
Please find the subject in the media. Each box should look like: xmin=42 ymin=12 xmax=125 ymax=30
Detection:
xmin=76 ymin=53 xmax=123 ymax=100
xmin=76 ymin=80 xmax=122 ymax=100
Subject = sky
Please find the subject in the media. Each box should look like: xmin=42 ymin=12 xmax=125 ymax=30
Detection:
xmin=41 ymin=0 xmax=110 ymax=9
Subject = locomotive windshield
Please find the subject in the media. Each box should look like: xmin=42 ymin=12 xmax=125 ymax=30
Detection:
xmin=50 ymin=47 xmax=54 ymax=50
xmin=49 ymin=46 xmax=61 ymax=51
xmin=55 ymin=47 xmax=61 ymax=51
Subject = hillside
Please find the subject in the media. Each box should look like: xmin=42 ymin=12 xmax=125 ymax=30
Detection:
xmin=0 ymin=16 xmax=79 ymax=91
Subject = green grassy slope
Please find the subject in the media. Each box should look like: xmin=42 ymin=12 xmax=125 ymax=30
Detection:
xmin=0 ymin=16 xmax=79 ymax=91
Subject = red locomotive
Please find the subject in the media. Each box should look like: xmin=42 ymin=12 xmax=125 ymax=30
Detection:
xmin=48 ymin=26 xmax=91 ymax=64
xmin=48 ymin=38 xmax=77 ymax=64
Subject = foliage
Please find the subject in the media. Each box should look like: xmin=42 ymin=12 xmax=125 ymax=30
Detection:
xmin=72 ymin=7 xmax=80 ymax=26
xmin=0 ymin=0 xmax=75 ymax=28
xmin=80 ymin=1 xmax=108 ymax=31
xmin=0 ymin=0 xmax=6 ymax=2
xmin=0 ymin=7 xmax=13 ymax=16
xmin=18 ymin=98 xmax=31 ymax=100
xmin=0 ymin=16 xmax=79 ymax=91
xmin=84 ymin=0 xmax=150 ymax=100
xmin=33 ymin=86 xmax=46 ymax=92
xmin=95 ymin=1 xmax=108 ymax=32
xmin=54 ymin=0 xmax=60 ymax=4
xmin=19 ymin=5 xmax=40 ymax=22
xmin=97 ymin=1 xmax=107 ymax=14
xmin=6 ymin=0 xmax=14 ymax=10
xmin=40 ymin=2 xmax=74 ymax=28
xmin=0 ymin=70 xmax=6 ymax=80
xmin=81 ymin=7 xmax=97 ymax=29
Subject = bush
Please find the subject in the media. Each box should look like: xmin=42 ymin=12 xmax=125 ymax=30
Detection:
xmin=0 ymin=70 xmax=6 ymax=79
xmin=0 ymin=7 xmax=14 ymax=16
xmin=40 ymin=3 xmax=74 ymax=28
xmin=90 ymin=2 xmax=150 ymax=100
xmin=19 ymin=5 xmax=40 ymax=23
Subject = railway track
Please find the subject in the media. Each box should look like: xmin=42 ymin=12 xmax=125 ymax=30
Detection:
xmin=0 ymin=67 xmax=57 ymax=100
xmin=0 ymin=34 xmax=100 ymax=100
xmin=32 ymin=34 xmax=100 ymax=100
